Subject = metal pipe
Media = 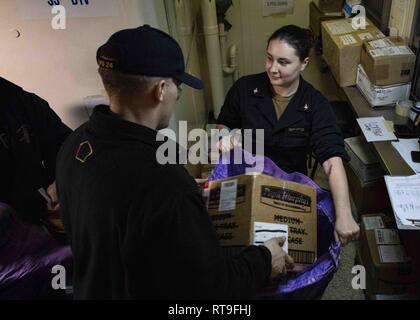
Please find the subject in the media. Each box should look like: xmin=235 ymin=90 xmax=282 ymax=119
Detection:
xmin=174 ymin=0 xmax=193 ymax=55
xmin=219 ymin=22 xmax=237 ymax=75
xmin=201 ymin=0 xmax=225 ymax=119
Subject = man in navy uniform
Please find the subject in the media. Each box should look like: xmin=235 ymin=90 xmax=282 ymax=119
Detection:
xmin=56 ymin=25 xmax=294 ymax=300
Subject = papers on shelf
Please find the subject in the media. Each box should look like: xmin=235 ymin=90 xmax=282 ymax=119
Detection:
xmin=357 ymin=117 xmax=398 ymax=142
xmin=384 ymin=175 xmax=420 ymax=230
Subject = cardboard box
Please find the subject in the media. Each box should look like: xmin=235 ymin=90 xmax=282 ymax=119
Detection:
xmin=313 ymin=0 xmax=344 ymax=13
xmin=357 ymin=64 xmax=412 ymax=107
xmin=361 ymin=37 xmax=416 ymax=86
xmin=359 ymin=214 xmax=420 ymax=296
xmin=355 ymin=244 xmax=418 ymax=300
xmin=310 ymin=1 xmax=344 ymax=38
xmin=344 ymin=163 xmax=388 ymax=214
xmin=322 ymin=18 xmax=385 ymax=87
xmin=206 ymin=173 xmax=317 ymax=270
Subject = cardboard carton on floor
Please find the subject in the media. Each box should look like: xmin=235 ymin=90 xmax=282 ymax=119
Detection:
xmin=322 ymin=18 xmax=385 ymax=87
xmin=359 ymin=214 xmax=420 ymax=296
xmin=206 ymin=173 xmax=317 ymax=271
xmin=360 ymin=37 xmax=416 ymax=86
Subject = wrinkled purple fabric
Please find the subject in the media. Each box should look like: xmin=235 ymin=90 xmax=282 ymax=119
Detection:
xmin=208 ymin=150 xmax=341 ymax=296
xmin=0 ymin=203 xmax=72 ymax=299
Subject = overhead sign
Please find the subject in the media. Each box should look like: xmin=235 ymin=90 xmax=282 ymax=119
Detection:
xmin=17 ymin=0 xmax=120 ymax=20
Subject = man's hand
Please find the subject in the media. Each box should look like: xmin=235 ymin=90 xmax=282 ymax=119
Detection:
xmin=264 ymin=237 xmax=295 ymax=279
xmin=334 ymin=214 xmax=360 ymax=247
xmin=47 ymin=182 xmax=60 ymax=212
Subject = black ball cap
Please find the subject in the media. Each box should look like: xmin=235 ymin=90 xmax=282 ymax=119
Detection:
xmin=96 ymin=25 xmax=203 ymax=89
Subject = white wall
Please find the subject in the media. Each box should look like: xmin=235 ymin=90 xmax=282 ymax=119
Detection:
xmin=222 ymin=0 xmax=340 ymax=100
xmin=0 ymin=0 xmax=167 ymax=129
xmin=226 ymin=0 xmax=312 ymax=77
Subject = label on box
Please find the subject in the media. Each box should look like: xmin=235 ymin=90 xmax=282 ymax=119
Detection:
xmin=363 ymin=216 xmax=385 ymax=230
xmin=375 ymin=229 xmax=401 ymax=245
xmin=260 ymin=186 xmax=313 ymax=214
xmin=370 ymin=46 xmax=413 ymax=58
xmin=358 ymin=32 xmax=374 ymax=41
xmin=219 ymin=180 xmax=238 ymax=212
xmin=253 ymin=222 xmax=288 ymax=253
xmin=396 ymin=46 xmax=414 ymax=55
xmin=327 ymin=20 xmax=358 ymax=35
xmin=340 ymin=34 xmax=357 ymax=45
xmin=378 ymin=245 xmax=407 ymax=263
xmin=369 ymin=38 xmax=395 ymax=48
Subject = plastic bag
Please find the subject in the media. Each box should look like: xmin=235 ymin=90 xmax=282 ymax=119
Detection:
xmin=208 ymin=150 xmax=340 ymax=298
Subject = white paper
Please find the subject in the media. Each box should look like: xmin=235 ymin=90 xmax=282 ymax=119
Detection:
xmin=396 ymin=46 xmax=414 ymax=55
xmin=357 ymin=117 xmax=398 ymax=142
xmin=363 ymin=216 xmax=385 ymax=230
xmin=340 ymin=34 xmax=357 ymax=46
xmin=370 ymin=46 xmax=413 ymax=58
xmin=392 ymin=139 xmax=420 ymax=174
xmin=219 ymin=180 xmax=238 ymax=212
xmin=385 ymin=175 xmax=420 ymax=229
xmin=202 ymin=188 xmax=210 ymax=210
xmin=375 ymin=229 xmax=401 ymax=245
xmin=378 ymin=245 xmax=407 ymax=263
xmin=18 ymin=0 xmax=120 ymax=20
xmin=253 ymin=222 xmax=288 ymax=253
xmin=369 ymin=38 xmax=395 ymax=49
xmin=262 ymin=0 xmax=294 ymax=17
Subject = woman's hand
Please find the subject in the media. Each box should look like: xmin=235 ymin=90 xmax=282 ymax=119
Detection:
xmin=334 ymin=214 xmax=360 ymax=247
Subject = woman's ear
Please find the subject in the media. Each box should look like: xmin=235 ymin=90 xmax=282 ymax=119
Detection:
xmin=300 ymin=57 xmax=310 ymax=72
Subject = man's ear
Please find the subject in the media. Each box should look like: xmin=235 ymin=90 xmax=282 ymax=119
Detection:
xmin=153 ymin=80 xmax=167 ymax=102
xmin=300 ymin=57 xmax=310 ymax=72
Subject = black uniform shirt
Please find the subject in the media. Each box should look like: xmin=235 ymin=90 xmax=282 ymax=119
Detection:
xmin=56 ymin=105 xmax=271 ymax=300
xmin=0 ymin=77 xmax=71 ymax=223
xmin=217 ymin=73 xmax=350 ymax=175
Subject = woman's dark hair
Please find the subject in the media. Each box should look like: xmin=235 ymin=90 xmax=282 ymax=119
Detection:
xmin=268 ymin=25 xmax=315 ymax=61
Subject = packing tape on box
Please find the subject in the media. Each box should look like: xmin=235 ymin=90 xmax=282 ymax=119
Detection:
xmin=395 ymin=100 xmax=413 ymax=118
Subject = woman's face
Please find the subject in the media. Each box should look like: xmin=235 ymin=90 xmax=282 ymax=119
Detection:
xmin=265 ymin=39 xmax=309 ymax=88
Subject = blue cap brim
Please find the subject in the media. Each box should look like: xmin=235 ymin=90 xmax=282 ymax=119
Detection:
xmin=174 ymin=73 xmax=204 ymax=90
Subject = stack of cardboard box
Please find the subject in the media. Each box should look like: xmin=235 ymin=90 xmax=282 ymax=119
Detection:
xmin=357 ymin=37 xmax=416 ymax=108
xmin=357 ymin=214 xmax=420 ymax=299
xmin=322 ymin=18 xmax=385 ymax=87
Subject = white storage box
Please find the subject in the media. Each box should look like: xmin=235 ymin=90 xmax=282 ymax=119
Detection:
xmin=356 ymin=64 xmax=411 ymax=108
